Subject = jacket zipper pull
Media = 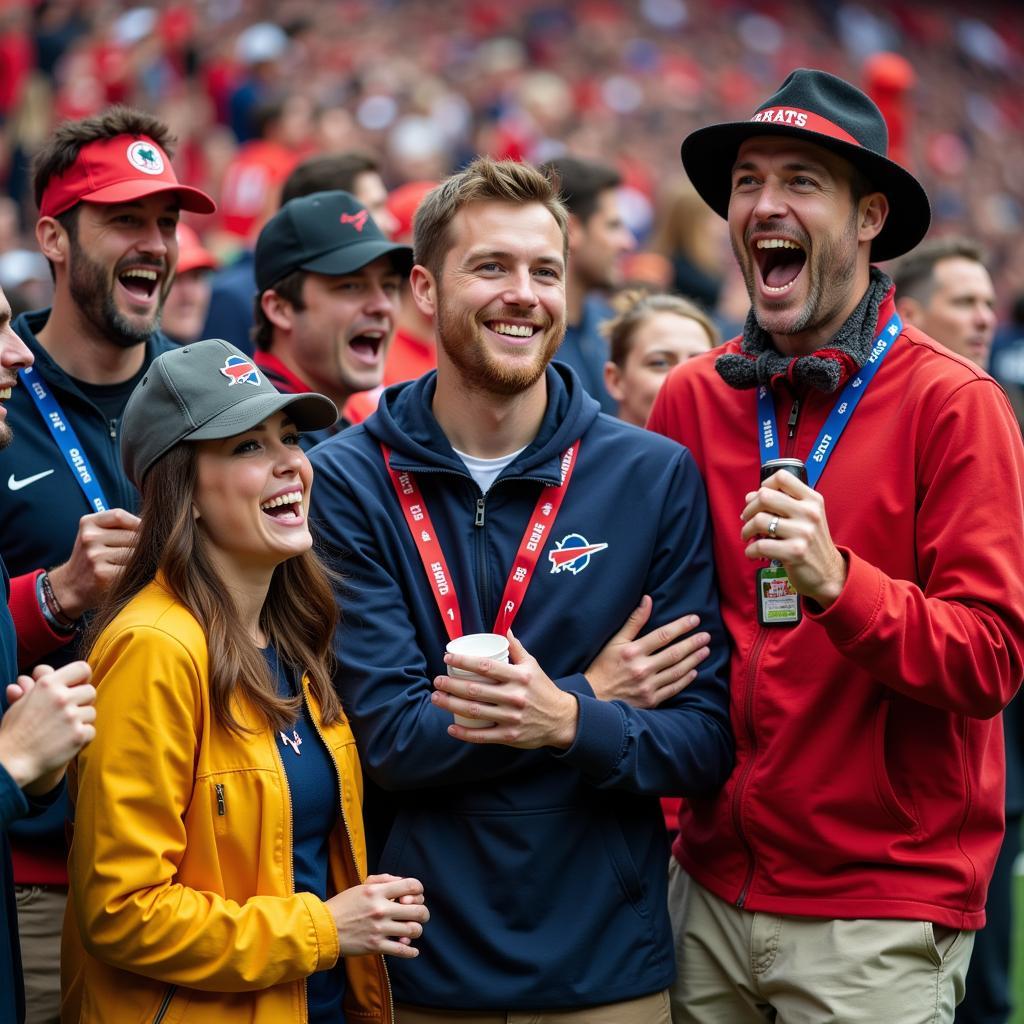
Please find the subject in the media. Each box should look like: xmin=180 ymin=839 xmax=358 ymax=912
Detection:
xmin=109 ymin=418 xmax=118 ymax=440
xmin=215 ymin=783 xmax=226 ymax=816
xmin=787 ymin=399 xmax=800 ymax=438
xmin=475 ymin=497 xmax=485 ymax=527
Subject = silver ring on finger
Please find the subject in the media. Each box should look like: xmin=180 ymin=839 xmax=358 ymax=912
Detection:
xmin=767 ymin=515 xmax=780 ymax=539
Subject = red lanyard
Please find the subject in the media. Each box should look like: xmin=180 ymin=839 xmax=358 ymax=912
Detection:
xmin=381 ymin=440 xmax=582 ymax=640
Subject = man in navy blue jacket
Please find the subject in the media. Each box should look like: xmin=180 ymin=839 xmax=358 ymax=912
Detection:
xmin=0 ymin=285 xmax=96 ymax=1024
xmin=308 ymin=158 xmax=732 ymax=1021
xmin=3 ymin=105 xmax=214 ymax=668
xmin=0 ymin=105 xmax=214 ymax=1022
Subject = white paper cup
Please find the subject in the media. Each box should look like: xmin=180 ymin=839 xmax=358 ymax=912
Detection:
xmin=444 ymin=633 xmax=510 ymax=729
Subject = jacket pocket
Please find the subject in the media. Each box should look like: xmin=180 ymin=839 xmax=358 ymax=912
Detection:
xmin=376 ymin=812 xmax=412 ymax=875
xmin=871 ymin=698 xmax=919 ymax=833
xmin=601 ymin=812 xmax=650 ymax=919
xmin=924 ymin=922 xmax=967 ymax=967
xmin=372 ymin=804 xmax=664 ymax=1000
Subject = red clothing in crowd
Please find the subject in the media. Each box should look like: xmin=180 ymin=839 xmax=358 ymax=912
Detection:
xmin=648 ymin=292 xmax=1024 ymax=930
xmin=218 ymin=141 xmax=300 ymax=241
xmin=252 ymin=349 xmax=309 ymax=394
xmin=383 ymin=327 xmax=436 ymax=387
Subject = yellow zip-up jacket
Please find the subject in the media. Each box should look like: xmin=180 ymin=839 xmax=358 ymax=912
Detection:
xmin=61 ymin=578 xmax=392 ymax=1024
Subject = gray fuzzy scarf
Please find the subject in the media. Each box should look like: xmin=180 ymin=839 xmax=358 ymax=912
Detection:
xmin=715 ymin=268 xmax=893 ymax=393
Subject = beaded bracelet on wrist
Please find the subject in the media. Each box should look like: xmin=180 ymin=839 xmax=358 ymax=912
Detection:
xmin=37 ymin=571 xmax=79 ymax=635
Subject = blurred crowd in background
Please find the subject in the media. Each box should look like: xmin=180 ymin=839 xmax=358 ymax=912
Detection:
xmin=0 ymin=0 xmax=1022 ymax=340
xmin=1 ymin=6 xmax=1023 ymax=1023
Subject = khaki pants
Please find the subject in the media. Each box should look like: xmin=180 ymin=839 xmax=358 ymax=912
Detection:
xmin=668 ymin=859 xmax=974 ymax=1024
xmin=14 ymin=885 xmax=66 ymax=1024
xmin=396 ymin=990 xmax=671 ymax=1024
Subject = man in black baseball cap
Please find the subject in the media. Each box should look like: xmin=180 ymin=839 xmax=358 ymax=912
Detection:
xmin=648 ymin=68 xmax=1024 ymax=1021
xmin=252 ymin=189 xmax=412 ymax=445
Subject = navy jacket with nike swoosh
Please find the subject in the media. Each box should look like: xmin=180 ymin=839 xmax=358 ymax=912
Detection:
xmin=307 ymin=364 xmax=733 ymax=1011
xmin=0 ymin=308 xmax=174 ymax=887
xmin=1 ymin=309 xmax=175 ymax=663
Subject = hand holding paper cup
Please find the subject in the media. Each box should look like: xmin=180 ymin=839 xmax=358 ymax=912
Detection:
xmin=443 ymin=633 xmax=510 ymax=729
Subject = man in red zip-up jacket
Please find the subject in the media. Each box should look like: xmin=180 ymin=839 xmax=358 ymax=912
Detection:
xmin=648 ymin=68 xmax=1024 ymax=1023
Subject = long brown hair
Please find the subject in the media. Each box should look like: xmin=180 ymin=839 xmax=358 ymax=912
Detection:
xmin=87 ymin=443 xmax=342 ymax=734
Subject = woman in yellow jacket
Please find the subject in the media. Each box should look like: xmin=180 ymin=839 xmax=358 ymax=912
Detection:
xmin=62 ymin=340 xmax=428 ymax=1024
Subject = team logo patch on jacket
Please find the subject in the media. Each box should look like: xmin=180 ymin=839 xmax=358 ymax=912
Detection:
xmin=548 ymin=533 xmax=608 ymax=575
xmin=219 ymin=355 xmax=261 ymax=387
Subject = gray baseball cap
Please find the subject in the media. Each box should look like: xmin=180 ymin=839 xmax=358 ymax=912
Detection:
xmin=121 ymin=338 xmax=338 ymax=486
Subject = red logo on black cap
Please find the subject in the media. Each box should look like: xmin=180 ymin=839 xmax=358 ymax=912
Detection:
xmin=340 ymin=210 xmax=369 ymax=233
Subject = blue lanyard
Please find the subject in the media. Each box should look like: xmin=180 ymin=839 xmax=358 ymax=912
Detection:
xmin=757 ymin=313 xmax=902 ymax=489
xmin=18 ymin=366 xmax=109 ymax=512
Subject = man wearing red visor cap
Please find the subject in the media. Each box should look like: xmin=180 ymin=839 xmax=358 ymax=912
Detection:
xmin=0 ymin=105 xmax=214 ymax=1024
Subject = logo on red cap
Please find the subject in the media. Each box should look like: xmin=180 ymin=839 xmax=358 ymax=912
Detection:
xmin=340 ymin=210 xmax=368 ymax=233
xmin=126 ymin=141 xmax=165 ymax=175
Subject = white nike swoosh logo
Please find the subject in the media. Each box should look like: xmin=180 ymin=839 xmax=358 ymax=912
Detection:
xmin=8 ymin=470 xmax=55 ymax=491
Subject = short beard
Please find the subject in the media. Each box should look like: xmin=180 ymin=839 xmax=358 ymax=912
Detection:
xmin=436 ymin=292 xmax=565 ymax=397
xmin=738 ymin=207 xmax=859 ymax=338
xmin=0 ymin=423 xmax=12 ymax=450
xmin=67 ymin=239 xmax=167 ymax=349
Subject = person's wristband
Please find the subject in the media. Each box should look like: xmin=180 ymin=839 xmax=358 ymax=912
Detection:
xmin=36 ymin=572 xmax=79 ymax=635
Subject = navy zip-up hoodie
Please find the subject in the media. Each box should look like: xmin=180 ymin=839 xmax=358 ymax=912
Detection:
xmin=308 ymin=365 xmax=733 ymax=1010
xmin=1 ymin=309 xmax=174 ymax=877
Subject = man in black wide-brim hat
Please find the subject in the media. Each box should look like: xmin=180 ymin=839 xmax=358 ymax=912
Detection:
xmin=648 ymin=68 xmax=1024 ymax=1023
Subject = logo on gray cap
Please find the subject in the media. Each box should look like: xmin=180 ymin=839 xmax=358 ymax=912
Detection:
xmin=219 ymin=355 xmax=262 ymax=387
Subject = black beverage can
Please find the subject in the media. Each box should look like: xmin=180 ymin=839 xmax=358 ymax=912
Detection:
xmin=760 ymin=458 xmax=807 ymax=484
xmin=756 ymin=457 xmax=807 ymax=627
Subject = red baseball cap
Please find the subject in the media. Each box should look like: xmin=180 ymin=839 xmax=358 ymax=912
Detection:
xmin=39 ymin=134 xmax=216 ymax=219
xmin=175 ymin=223 xmax=218 ymax=274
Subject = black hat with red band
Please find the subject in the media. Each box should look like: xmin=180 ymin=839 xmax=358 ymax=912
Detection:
xmin=681 ymin=68 xmax=930 ymax=262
